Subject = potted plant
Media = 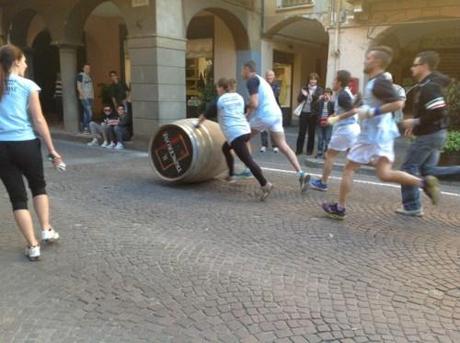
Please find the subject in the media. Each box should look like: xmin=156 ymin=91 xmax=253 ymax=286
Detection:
xmin=439 ymin=130 xmax=460 ymax=166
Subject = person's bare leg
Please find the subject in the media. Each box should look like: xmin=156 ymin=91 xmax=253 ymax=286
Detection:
xmin=375 ymin=158 xmax=422 ymax=186
xmin=13 ymin=210 xmax=39 ymax=246
xmin=270 ymin=131 xmax=302 ymax=172
xmin=338 ymin=161 xmax=361 ymax=207
xmin=322 ymin=149 xmax=339 ymax=184
xmin=33 ymin=194 xmax=50 ymax=230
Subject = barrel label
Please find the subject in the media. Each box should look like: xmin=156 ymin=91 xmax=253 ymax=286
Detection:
xmin=151 ymin=126 xmax=193 ymax=179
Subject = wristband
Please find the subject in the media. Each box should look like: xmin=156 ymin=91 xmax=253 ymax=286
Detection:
xmin=373 ymin=107 xmax=381 ymax=116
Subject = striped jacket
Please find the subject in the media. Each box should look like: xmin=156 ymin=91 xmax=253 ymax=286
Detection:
xmin=412 ymin=74 xmax=448 ymax=136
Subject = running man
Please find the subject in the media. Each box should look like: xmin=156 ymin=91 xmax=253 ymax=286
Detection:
xmin=310 ymin=70 xmax=360 ymax=191
xmin=321 ymin=46 xmax=440 ymax=219
xmin=398 ymin=51 xmax=456 ymax=217
xmin=241 ymin=60 xmax=311 ymax=192
xmin=196 ymin=78 xmax=273 ymax=201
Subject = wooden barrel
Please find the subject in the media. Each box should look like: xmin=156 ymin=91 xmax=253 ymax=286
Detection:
xmin=149 ymin=119 xmax=227 ymax=183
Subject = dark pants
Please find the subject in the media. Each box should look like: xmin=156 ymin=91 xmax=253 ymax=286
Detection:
xmin=222 ymin=134 xmax=267 ymax=187
xmin=401 ymin=129 xmax=460 ymax=210
xmin=108 ymin=126 xmax=131 ymax=143
xmin=296 ymin=112 xmax=317 ymax=155
xmin=0 ymin=139 xmax=47 ymax=211
xmin=260 ymin=131 xmax=277 ymax=148
xmin=316 ymin=125 xmax=333 ymax=157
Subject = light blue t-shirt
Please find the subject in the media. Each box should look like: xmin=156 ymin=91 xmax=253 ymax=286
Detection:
xmin=0 ymin=74 xmax=40 ymax=141
xmin=334 ymin=87 xmax=358 ymax=129
xmin=357 ymin=76 xmax=400 ymax=145
xmin=217 ymin=92 xmax=250 ymax=144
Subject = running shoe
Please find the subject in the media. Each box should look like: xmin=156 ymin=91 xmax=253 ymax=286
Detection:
xmin=422 ymin=176 xmax=440 ymax=205
xmin=259 ymin=182 xmax=273 ymax=201
xmin=395 ymin=207 xmax=424 ymax=217
xmin=41 ymin=228 xmax=60 ymax=243
xmin=299 ymin=172 xmax=311 ymax=192
xmin=87 ymin=138 xmax=98 ymax=146
xmin=310 ymin=179 xmax=328 ymax=192
xmin=321 ymin=202 xmax=346 ymax=220
xmin=106 ymin=142 xmax=116 ymax=149
xmin=225 ymin=176 xmax=237 ymax=183
xmin=273 ymin=147 xmax=279 ymax=153
xmin=260 ymin=146 xmax=267 ymax=153
xmin=100 ymin=141 xmax=109 ymax=148
xmin=235 ymin=169 xmax=253 ymax=179
xmin=25 ymin=245 xmax=40 ymax=261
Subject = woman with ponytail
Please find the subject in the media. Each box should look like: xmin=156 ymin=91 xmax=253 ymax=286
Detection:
xmin=196 ymin=78 xmax=273 ymax=201
xmin=0 ymin=44 xmax=63 ymax=261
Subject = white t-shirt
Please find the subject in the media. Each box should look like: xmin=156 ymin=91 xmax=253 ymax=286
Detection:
xmin=247 ymin=74 xmax=282 ymax=121
xmin=217 ymin=92 xmax=250 ymax=144
xmin=0 ymin=74 xmax=40 ymax=141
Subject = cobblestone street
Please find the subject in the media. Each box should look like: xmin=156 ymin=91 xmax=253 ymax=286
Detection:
xmin=0 ymin=139 xmax=459 ymax=343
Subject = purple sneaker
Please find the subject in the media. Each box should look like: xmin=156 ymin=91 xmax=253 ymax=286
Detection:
xmin=321 ymin=202 xmax=346 ymax=220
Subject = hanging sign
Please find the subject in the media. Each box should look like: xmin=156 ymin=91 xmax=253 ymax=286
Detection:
xmin=132 ymin=0 xmax=149 ymax=7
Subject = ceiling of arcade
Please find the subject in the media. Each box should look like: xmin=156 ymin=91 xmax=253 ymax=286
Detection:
xmin=2 ymin=0 xmax=156 ymax=46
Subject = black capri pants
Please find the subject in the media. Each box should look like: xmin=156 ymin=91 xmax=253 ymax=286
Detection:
xmin=222 ymin=134 xmax=267 ymax=187
xmin=0 ymin=139 xmax=47 ymax=211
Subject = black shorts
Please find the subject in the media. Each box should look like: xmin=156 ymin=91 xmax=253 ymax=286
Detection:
xmin=0 ymin=139 xmax=47 ymax=210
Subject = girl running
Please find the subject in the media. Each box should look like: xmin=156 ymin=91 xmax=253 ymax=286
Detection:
xmin=197 ymin=78 xmax=273 ymax=201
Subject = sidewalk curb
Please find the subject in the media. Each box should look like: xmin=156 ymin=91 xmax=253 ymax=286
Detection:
xmin=51 ymin=129 xmax=150 ymax=153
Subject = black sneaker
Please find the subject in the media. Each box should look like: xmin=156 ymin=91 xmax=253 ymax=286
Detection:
xmin=321 ymin=202 xmax=346 ymax=220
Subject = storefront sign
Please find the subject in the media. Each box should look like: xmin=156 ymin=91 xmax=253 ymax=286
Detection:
xmin=131 ymin=0 xmax=149 ymax=8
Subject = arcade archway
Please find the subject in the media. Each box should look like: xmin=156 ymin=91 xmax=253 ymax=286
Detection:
xmin=185 ymin=8 xmax=250 ymax=117
xmin=264 ymin=18 xmax=329 ymax=125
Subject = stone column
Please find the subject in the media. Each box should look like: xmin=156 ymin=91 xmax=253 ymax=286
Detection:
xmin=124 ymin=0 xmax=187 ymax=139
xmin=128 ymin=35 xmax=186 ymax=139
xmin=58 ymin=45 xmax=80 ymax=132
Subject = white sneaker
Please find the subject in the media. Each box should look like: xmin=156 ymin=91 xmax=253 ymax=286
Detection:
xmin=259 ymin=182 xmax=273 ymax=201
xmin=107 ymin=142 xmax=116 ymax=149
xmin=395 ymin=207 xmax=424 ymax=217
xmin=41 ymin=228 xmax=60 ymax=242
xmin=87 ymin=138 xmax=98 ymax=146
xmin=273 ymin=147 xmax=279 ymax=153
xmin=100 ymin=140 xmax=109 ymax=148
xmin=114 ymin=142 xmax=124 ymax=150
xmin=25 ymin=245 xmax=40 ymax=261
xmin=260 ymin=146 xmax=267 ymax=153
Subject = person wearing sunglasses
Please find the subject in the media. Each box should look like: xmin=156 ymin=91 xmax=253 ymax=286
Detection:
xmin=397 ymin=51 xmax=454 ymax=217
xmin=87 ymin=105 xmax=118 ymax=147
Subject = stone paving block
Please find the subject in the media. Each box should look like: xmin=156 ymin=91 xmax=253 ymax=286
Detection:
xmin=0 ymin=141 xmax=459 ymax=342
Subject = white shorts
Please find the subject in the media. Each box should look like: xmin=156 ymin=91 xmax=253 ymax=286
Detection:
xmin=250 ymin=115 xmax=284 ymax=133
xmin=328 ymin=124 xmax=360 ymax=152
xmin=347 ymin=141 xmax=395 ymax=165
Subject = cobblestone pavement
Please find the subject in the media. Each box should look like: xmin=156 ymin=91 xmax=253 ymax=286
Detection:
xmin=0 ymin=140 xmax=459 ymax=343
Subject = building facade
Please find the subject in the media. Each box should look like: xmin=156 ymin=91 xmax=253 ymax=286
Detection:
xmin=0 ymin=0 xmax=459 ymax=139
